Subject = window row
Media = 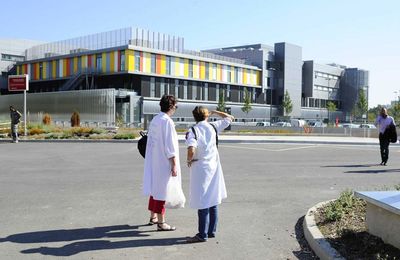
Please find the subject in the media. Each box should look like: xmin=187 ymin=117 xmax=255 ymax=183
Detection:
xmin=315 ymin=71 xmax=339 ymax=80
xmin=145 ymin=77 xmax=263 ymax=104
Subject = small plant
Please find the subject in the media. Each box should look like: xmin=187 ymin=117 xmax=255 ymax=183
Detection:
xmin=115 ymin=113 xmax=124 ymax=128
xmin=113 ymin=133 xmax=136 ymax=139
xmin=71 ymin=111 xmax=80 ymax=127
xmin=323 ymin=190 xmax=361 ymax=222
xmin=42 ymin=113 xmax=52 ymax=125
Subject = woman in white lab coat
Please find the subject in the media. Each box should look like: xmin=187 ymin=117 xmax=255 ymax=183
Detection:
xmin=143 ymin=95 xmax=180 ymax=231
xmin=185 ymin=106 xmax=234 ymax=242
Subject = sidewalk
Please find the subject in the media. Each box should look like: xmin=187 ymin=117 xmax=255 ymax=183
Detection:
xmin=0 ymin=134 xmax=379 ymax=145
xmin=178 ymin=134 xmax=379 ymax=145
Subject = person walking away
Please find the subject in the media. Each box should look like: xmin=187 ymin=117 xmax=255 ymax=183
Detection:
xmin=9 ymin=106 xmax=22 ymax=143
xmin=185 ymin=106 xmax=234 ymax=243
xmin=142 ymin=95 xmax=180 ymax=231
xmin=375 ymin=107 xmax=395 ymax=166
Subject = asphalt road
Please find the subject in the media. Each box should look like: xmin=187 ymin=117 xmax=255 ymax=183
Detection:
xmin=1 ymin=142 xmax=400 ymax=260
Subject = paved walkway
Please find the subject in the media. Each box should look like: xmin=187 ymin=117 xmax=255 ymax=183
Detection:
xmin=1 ymin=134 xmax=380 ymax=145
xmin=180 ymin=134 xmax=379 ymax=145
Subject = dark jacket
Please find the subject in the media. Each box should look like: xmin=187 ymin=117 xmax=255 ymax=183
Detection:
xmin=10 ymin=110 xmax=21 ymax=125
xmin=384 ymin=123 xmax=397 ymax=143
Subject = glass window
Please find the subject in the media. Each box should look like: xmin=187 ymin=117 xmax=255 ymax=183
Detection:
xmin=96 ymin=54 xmax=102 ymax=71
xmin=120 ymin=50 xmax=125 ymax=71
xmin=192 ymin=82 xmax=197 ymax=100
xmin=39 ymin=62 xmax=43 ymax=79
xmin=151 ymin=54 xmax=156 ymax=73
xmin=234 ymin=67 xmax=239 ymax=83
xmin=205 ymin=62 xmax=209 ymax=80
xmin=189 ymin=60 xmax=193 ymax=78
xmin=213 ymin=63 xmax=217 ymax=80
xmin=183 ymin=81 xmax=188 ymax=99
xmin=227 ymin=68 xmax=231 ymax=83
xmin=166 ymin=56 xmax=171 ymax=75
xmin=175 ymin=79 xmax=179 ymax=97
xmin=203 ymin=83 xmax=208 ymax=100
xmin=150 ymin=77 xmax=155 ymax=97
xmin=1 ymin=53 xmax=24 ymax=62
xmin=226 ymin=85 xmax=231 ymax=101
xmin=134 ymin=51 xmax=140 ymax=71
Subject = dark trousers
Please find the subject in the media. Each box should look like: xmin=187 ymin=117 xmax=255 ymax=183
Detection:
xmin=197 ymin=205 xmax=218 ymax=240
xmin=379 ymin=133 xmax=390 ymax=163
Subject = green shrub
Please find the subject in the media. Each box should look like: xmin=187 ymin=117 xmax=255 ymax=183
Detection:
xmin=113 ymin=133 xmax=136 ymax=139
xmin=324 ymin=190 xmax=362 ymax=222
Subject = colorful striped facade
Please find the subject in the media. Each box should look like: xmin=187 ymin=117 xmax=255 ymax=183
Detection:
xmin=16 ymin=48 xmax=261 ymax=87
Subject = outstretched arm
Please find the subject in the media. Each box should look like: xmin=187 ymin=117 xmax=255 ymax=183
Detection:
xmin=210 ymin=110 xmax=234 ymax=120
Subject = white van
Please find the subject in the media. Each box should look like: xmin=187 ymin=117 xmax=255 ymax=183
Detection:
xmin=290 ymin=119 xmax=306 ymax=127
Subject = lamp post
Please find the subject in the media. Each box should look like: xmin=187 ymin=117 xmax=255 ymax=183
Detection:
xmin=269 ymin=88 xmax=273 ymax=122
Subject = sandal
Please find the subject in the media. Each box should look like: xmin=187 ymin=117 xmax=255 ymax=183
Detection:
xmin=157 ymin=222 xmax=176 ymax=231
xmin=148 ymin=217 xmax=158 ymax=225
xmin=186 ymin=235 xmax=206 ymax=243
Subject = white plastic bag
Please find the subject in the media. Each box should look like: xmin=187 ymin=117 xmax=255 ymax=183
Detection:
xmin=165 ymin=176 xmax=186 ymax=209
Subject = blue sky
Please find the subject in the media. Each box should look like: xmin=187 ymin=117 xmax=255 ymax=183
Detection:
xmin=2 ymin=0 xmax=399 ymax=107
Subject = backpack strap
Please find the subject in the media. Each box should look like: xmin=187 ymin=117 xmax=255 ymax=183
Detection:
xmin=191 ymin=124 xmax=218 ymax=148
xmin=210 ymin=123 xmax=218 ymax=148
xmin=191 ymin=126 xmax=198 ymax=140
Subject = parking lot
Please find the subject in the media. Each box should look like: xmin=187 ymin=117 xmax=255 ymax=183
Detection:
xmin=1 ymin=142 xmax=400 ymax=259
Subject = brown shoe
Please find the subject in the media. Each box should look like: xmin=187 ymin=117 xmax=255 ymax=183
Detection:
xmin=186 ymin=235 xmax=206 ymax=243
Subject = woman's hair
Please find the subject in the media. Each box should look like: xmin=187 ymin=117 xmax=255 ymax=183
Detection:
xmin=192 ymin=106 xmax=209 ymax=122
xmin=380 ymin=107 xmax=388 ymax=118
xmin=159 ymin=95 xmax=177 ymax=112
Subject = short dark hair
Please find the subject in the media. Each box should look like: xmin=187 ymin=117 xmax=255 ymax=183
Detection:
xmin=192 ymin=106 xmax=209 ymax=122
xmin=159 ymin=95 xmax=177 ymax=112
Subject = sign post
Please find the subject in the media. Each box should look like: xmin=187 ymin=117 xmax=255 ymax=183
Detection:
xmin=8 ymin=75 xmax=29 ymax=136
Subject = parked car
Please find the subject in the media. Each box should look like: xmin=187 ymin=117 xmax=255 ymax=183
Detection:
xmin=360 ymin=124 xmax=377 ymax=129
xmin=272 ymin=121 xmax=292 ymax=127
xmin=256 ymin=122 xmax=271 ymax=127
xmin=307 ymin=120 xmax=326 ymax=127
xmin=342 ymin=123 xmax=360 ymax=128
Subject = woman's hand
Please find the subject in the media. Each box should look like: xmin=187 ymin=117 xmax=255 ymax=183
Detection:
xmin=171 ymin=164 xmax=178 ymax=177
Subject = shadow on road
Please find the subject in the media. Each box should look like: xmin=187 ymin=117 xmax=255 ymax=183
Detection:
xmin=0 ymin=224 xmax=187 ymax=256
xmin=321 ymin=164 xmax=379 ymax=168
xmin=292 ymin=216 xmax=318 ymax=260
xmin=344 ymin=168 xmax=400 ymax=174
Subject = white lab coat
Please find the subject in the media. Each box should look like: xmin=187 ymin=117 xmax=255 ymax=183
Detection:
xmin=143 ymin=112 xmax=181 ymax=200
xmin=185 ymin=118 xmax=231 ymax=209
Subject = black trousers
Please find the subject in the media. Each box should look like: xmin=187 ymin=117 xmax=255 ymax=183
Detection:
xmin=379 ymin=133 xmax=390 ymax=163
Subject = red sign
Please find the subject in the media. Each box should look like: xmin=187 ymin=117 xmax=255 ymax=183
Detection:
xmin=8 ymin=75 xmax=29 ymax=91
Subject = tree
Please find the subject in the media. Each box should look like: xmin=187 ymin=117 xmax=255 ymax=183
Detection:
xmin=326 ymin=101 xmax=337 ymax=124
xmin=216 ymin=89 xmax=226 ymax=112
xmin=368 ymin=106 xmax=380 ymax=122
xmin=282 ymin=90 xmax=293 ymax=116
xmin=390 ymin=103 xmax=400 ymax=123
xmin=356 ymin=88 xmax=368 ymax=120
xmin=241 ymin=88 xmax=252 ymax=121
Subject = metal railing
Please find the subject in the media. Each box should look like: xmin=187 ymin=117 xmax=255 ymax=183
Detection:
xmin=24 ymin=27 xmax=246 ymax=65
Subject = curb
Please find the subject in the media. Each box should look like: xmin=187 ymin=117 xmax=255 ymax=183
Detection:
xmin=303 ymin=200 xmax=345 ymax=260
xmin=0 ymin=138 xmax=378 ymax=145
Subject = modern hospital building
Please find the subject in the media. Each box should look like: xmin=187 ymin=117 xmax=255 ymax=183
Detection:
xmin=0 ymin=27 xmax=369 ymax=125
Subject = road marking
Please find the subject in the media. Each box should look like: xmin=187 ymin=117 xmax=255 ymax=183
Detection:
xmin=220 ymin=144 xmax=319 ymax=152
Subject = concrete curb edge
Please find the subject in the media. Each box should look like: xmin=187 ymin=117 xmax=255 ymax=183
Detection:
xmin=303 ymin=200 xmax=345 ymax=260
xmin=0 ymin=139 xmax=378 ymax=145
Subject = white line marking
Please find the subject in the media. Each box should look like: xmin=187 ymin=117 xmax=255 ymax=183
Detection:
xmin=220 ymin=144 xmax=319 ymax=152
